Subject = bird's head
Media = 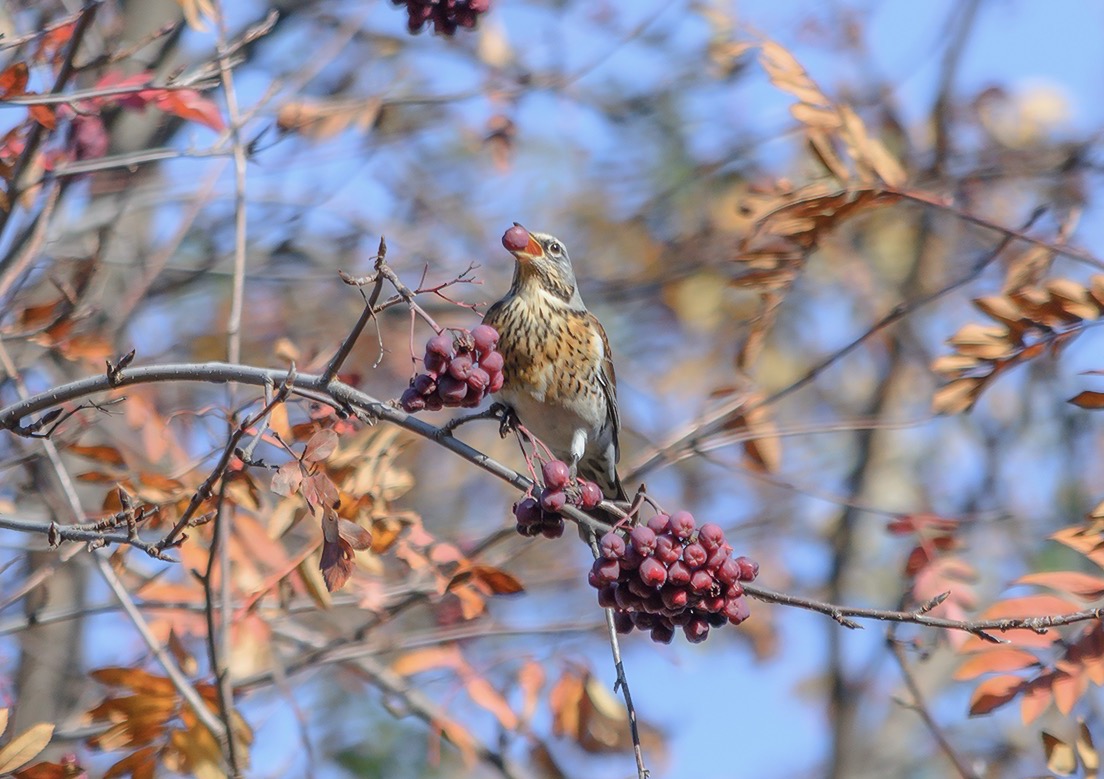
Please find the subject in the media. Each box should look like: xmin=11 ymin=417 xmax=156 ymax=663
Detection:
xmin=501 ymin=223 xmax=583 ymax=308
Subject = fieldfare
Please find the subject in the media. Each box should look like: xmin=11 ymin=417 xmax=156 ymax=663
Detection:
xmin=483 ymin=224 xmax=627 ymax=509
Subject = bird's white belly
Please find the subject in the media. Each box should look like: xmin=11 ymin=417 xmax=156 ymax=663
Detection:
xmin=501 ymin=388 xmax=596 ymax=463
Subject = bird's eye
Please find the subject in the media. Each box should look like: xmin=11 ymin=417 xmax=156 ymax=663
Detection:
xmin=548 ymin=242 xmax=563 ymax=256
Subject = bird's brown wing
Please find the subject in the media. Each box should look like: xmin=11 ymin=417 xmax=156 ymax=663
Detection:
xmin=589 ymin=312 xmax=619 ymax=457
xmin=589 ymin=313 xmax=628 ymax=497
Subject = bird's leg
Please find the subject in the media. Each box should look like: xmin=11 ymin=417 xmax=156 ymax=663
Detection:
xmin=436 ymin=402 xmax=510 ymax=439
xmin=493 ymin=402 xmax=520 ymax=438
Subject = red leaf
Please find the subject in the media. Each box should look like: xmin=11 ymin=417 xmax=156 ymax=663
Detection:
xmin=91 ymin=72 xmax=156 ymax=109
xmin=0 ymin=63 xmax=29 ymax=99
xmin=968 ymin=674 xmax=1023 ymax=716
xmin=152 ymin=89 xmax=226 ymax=132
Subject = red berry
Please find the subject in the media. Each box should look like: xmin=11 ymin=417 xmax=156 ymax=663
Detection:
xmin=735 ymin=556 xmax=759 ymax=581
xmin=424 ymin=352 xmax=448 ymax=375
xmin=701 ymin=594 xmax=725 ymax=613
xmin=667 ymin=560 xmax=691 ymax=587
xmin=689 ymin=569 xmax=714 ymax=594
xmin=705 ymin=547 xmax=729 ymax=572
xmin=479 ymin=350 xmax=504 ymax=373
xmin=539 ymin=487 xmax=566 ymax=513
xmin=632 ymin=612 xmax=656 ymax=630
xmin=725 ymin=582 xmax=744 ymax=599
xmin=467 ymin=367 xmax=490 ymax=392
xmin=517 ymin=522 xmax=540 ymax=537
xmin=706 ymin=611 xmax=728 ymax=628
xmin=542 ymin=459 xmax=571 ymax=490
xmin=471 ymin=324 xmax=499 ymax=354
xmin=540 ymin=518 xmax=564 ymax=538
xmin=590 ymin=557 xmax=620 ymax=586
xmin=650 ymin=621 xmax=675 ymax=644
xmin=413 ymin=373 xmax=437 ymax=395
xmin=426 ymin=334 xmax=453 ymax=358
xmin=620 ymin=545 xmax=643 ymax=570
xmin=647 ymin=514 xmax=670 ymax=535
xmin=684 ymin=618 xmax=710 ymax=644
xmin=614 ymin=584 xmax=638 ymax=611
xmin=661 ymin=585 xmax=689 ymax=610
xmin=460 ymin=388 xmax=485 ymax=409
xmin=724 ymin=596 xmax=751 ymax=624
xmin=627 ymin=576 xmax=653 ymax=599
xmin=629 ymin=526 xmax=657 ymax=556
xmin=424 ymin=393 xmax=443 ymax=411
xmin=437 ymin=375 xmax=468 ymax=405
xmin=654 ymin=534 xmax=680 ymax=566
xmin=448 ymin=353 xmax=474 ymax=381
xmin=578 ymin=480 xmax=603 ymax=509
xmin=597 ymin=584 xmax=617 ymax=608
xmin=400 ymin=387 xmax=426 ymax=412
xmin=638 ymin=557 xmax=667 ymax=588
xmin=669 ymin=511 xmax=696 ymax=540
xmin=716 ymin=557 xmax=741 ymax=586
xmin=698 ymin=523 xmax=726 ymax=552
xmin=502 ymin=224 xmax=530 ymax=252
xmin=487 ymin=371 xmax=505 ymax=393
xmin=613 ymin=611 xmax=634 ymax=634
xmin=513 ymin=497 xmax=541 ymax=526
xmin=682 ymin=543 xmax=707 ymax=569
xmin=599 ymin=532 xmax=626 ymax=560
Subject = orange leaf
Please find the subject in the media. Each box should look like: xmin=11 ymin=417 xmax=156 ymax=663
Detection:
xmin=1070 ymin=391 xmax=1104 ymax=409
xmin=0 ymin=63 xmax=28 ymax=99
xmin=470 ymin=565 xmax=524 ymax=595
xmin=68 ymin=443 xmax=126 ymax=467
xmin=954 ymin=648 xmax=1038 ymax=680
xmin=103 ymin=746 xmax=157 ymax=779
xmin=517 ymin=660 xmax=545 ymax=726
xmin=978 ymin=593 xmax=1082 ymax=621
xmin=968 ymin=674 xmax=1023 ymax=716
xmin=1020 ymin=673 xmax=1054 ymax=724
xmin=1016 ymin=570 xmax=1104 ymax=601
xmin=391 ymin=645 xmax=465 ymax=677
xmin=1051 ymin=669 xmax=1084 ymax=716
xmin=465 ymin=676 xmax=518 ymax=731
xmin=151 ymin=89 xmax=225 ymax=132
xmin=27 ymin=104 xmax=55 ymax=131
xmin=90 ymin=667 xmax=177 ymax=697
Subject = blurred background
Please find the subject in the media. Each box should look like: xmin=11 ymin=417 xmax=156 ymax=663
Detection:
xmin=3 ymin=1 xmax=1104 ymax=777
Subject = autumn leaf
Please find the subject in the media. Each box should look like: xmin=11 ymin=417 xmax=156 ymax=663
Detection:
xmin=0 ymin=722 xmax=55 ymax=773
xmin=968 ymin=674 xmax=1023 ymax=716
xmin=1070 ymin=390 xmax=1104 ymax=409
xmin=302 ymin=428 xmax=338 ymax=463
xmin=0 ymin=63 xmax=29 ymax=99
xmin=150 ymin=89 xmax=225 ymax=132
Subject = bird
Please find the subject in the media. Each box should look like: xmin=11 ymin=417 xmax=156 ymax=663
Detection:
xmin=482 ymin=223 xmax=627 ymax=514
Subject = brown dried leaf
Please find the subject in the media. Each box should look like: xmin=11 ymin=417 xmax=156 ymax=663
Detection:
xmin=270 ymin=462 xmax=303 ymax=497
xmin=302 ymin=429 xmax=338 ymax=463
xmin=277 ymin=97 xmax=381 ymax=141
xmin=469 ymin=564 xmax=524 ymax=595
xmin=0 ymin=63 xmax=28 ymax=99
xmin=0 ymin=722 xmax=54 ymax=773
xmin=68 ymin=443 xmax=126 ymax=467
xmin=1043 ymin=731 xmax=1078 ymax=776
xmin=932 ymin=377 xmax=985 ymax=415
xmin=1078 ymin=720 xmax=1099 ymax=774
xmin=103 ymin=746 xmax=158 ymax=779
xmin=90 ymin=667 xmax=177 ymax=697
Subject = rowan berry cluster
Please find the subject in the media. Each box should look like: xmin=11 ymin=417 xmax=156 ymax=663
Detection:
xmin=393 ymin=0 xmax=490 ymax=35
xmin=513 ymin=459 xmax=604 ymax=538
xmin=589 ymin=513 xmax=758 ymax=644
xmin=400 ymin=325 xmax=503 ymax=412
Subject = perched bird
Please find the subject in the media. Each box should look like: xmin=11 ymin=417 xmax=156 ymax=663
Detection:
xmin=483 ymin=224 xmax=627 ymax=510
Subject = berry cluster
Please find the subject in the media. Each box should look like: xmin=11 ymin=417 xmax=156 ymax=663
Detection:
xmin=393 ymin=0 xmax=490 ymax=36
xmin=514 ymin=459 xmax=604 ymax=538
xmin=588 ymin=513 xmax=759 ymax=644
xmin=400 ymin=325 xmax=503 ymax=412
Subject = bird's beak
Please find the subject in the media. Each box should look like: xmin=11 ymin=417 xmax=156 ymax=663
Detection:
xmin=503 ymin=223 xmax=544 ymax=261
